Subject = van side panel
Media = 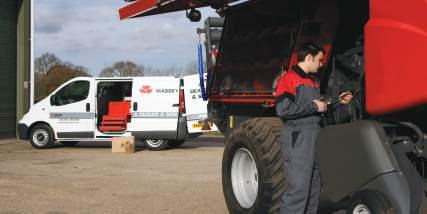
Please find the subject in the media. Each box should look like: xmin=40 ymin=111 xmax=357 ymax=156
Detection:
xmin=129 ymin=77 xmax=180 ymax=140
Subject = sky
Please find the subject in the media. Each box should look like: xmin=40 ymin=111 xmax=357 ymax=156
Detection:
xmin=35 ymin=0 xmax=218 ymax=76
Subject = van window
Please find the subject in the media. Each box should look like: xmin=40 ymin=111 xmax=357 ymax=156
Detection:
xmin=53 ymin=81 xmax=90 ymax=106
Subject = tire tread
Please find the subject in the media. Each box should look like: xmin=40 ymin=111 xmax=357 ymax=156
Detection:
xmin=223 ymin=117 xmax=286 ymax=214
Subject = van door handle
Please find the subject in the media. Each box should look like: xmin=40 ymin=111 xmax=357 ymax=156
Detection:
xmin=133 ymin=102 xmax=138 ymax=111
xmin=86 ymin=103 xmax=90 ymax=112
xmin=172 ymin=104 xmax=179 ymax=107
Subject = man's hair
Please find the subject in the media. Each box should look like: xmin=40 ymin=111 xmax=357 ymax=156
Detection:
xmin=297 ymin=42 xmax=325 ymax=62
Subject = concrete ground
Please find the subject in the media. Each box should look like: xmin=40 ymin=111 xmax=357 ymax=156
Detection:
xmin=0 ymin=137 xmax=227 ymax=214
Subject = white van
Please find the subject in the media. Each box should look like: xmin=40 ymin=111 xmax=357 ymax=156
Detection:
xmin=18 ymin=75 xmax=216 ymax=150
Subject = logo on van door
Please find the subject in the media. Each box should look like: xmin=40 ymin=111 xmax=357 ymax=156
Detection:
xmin=155 ymin=89 xmax=178 ymax=93
xmin=139 ymin=85 xmax=152 ymax=94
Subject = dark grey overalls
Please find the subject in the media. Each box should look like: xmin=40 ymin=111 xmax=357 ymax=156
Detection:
xmin=275 ymin=65 xmax=322 ymax=214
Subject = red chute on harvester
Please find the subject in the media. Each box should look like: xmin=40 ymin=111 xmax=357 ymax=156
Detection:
xmin=119 ymin=0 xmax=237 ymax=20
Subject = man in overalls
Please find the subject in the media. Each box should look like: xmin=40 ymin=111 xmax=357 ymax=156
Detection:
xmin=275 ymin=43 xmax=353 ymax=214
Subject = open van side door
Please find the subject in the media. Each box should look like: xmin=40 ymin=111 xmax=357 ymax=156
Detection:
xmin=129 ymin=77 xmax=181 ymax=140
xmin=183 ymin=74 xmax=218 ymax=133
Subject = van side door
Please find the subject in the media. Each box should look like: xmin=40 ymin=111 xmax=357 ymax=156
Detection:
xmin=49 ymin=79 xmax=95 ymax=139
xmin=129 ymin=77 xmax=180 ymax=139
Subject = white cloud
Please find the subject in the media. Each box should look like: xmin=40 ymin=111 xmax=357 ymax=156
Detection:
xmin=35 ymin=0 xmax=219 ymax=76
xmin=36 ymin=21 xmax=63 ymax=33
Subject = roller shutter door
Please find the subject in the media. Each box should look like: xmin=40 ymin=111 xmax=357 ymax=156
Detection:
xmin=0 ymin=0 xmax=17 ymax=138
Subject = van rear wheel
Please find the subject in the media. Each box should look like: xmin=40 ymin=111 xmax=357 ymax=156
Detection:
xmin=144 ymin=139 xmax=168 ymax=151
xmin=29 ymin=124 xmax=55 ymax=149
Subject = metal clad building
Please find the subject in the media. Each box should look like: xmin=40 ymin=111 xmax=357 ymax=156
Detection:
xmin=0 ymin=0 xmax=31 ymax=139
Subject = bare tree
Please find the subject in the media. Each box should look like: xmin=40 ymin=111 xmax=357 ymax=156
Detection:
xmin=100 ymin=61 xmax=144 ymax=77
xmin=99 ymin=67 xmax=115 ymax=77
xmin=142 ymin=66 xmax=157 ymax=76
xmin=34 ymin=53 xmax=62 ymax=75
xmin=35 ymin=63 xmax=91 ymax=102
xmin=112 ymin=60 xmax=203 ymax=77
xmin=184 ymin=60 xmax=199 ymax=75
xmin=62 ymin=61 xmax=89 ymax=74
xmin=162 ymin=66 xmax=184 ymax=76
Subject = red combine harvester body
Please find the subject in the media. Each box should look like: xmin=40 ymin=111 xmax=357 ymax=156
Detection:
xmin=365 ymin=0 xmax=427 ymax=114
xmin=119 ymin=0 xmax=427 ymax=213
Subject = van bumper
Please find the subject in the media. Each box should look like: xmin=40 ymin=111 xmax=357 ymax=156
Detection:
xmin=18 ymin=123 xmax=29 ymax=140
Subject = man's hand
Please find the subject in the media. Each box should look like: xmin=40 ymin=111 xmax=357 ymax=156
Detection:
xmin=313 ymin=100 xmax=328 ymax=113
xmin=339 ymin=91 xmax=353 ymax=104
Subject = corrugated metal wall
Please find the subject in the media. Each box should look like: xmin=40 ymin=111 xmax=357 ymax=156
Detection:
xmin=17 ymin=0 xmax=31 ymax=136
xmin=0 ymin=0 xmax=17 ymax=138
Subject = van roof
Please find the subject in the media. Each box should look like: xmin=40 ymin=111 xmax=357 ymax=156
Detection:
xmin=94 ymin=76 xmax=180 ymax=80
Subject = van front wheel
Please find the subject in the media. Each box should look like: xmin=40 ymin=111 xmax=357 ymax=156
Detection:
xmin=29 ymin=124 xmax=55 ymax=149
xmin=144 ymin=139 xmax=168 ymax=151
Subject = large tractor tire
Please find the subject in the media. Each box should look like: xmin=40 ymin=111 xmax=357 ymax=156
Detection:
xmin=222 ymin=117 xmax=286 ymax=214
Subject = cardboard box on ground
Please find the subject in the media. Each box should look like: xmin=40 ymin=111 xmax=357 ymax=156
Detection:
xmin=112 ymin=136 xmax=135 ymax=153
